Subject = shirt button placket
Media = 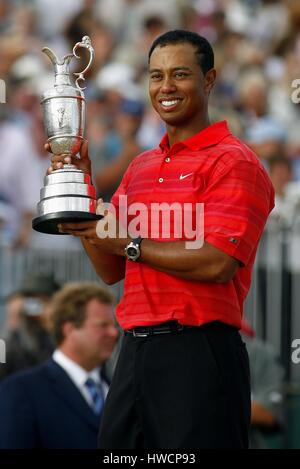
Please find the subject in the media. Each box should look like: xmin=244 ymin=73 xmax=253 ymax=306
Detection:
xmin=158 ymin=152 xmax=170 ymax=184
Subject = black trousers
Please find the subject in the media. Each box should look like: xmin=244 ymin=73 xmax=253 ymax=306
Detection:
xmin=98 ymin=321 xmax=251 ymax=449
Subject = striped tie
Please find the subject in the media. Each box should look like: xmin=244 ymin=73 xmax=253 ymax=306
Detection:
xmin=85 ymin=377 xmax=104 ymax=415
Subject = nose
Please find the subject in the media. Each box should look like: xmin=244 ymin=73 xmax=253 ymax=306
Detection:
xmin=160 ymin=76 xmax=177 ymax=94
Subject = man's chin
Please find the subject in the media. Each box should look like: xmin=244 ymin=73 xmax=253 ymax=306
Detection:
xmin=160 ymin=112 xmax=186 ymax=126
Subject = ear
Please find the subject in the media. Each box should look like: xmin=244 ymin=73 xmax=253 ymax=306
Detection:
xmin=62 ymin=321 xmax=75 ymax=339
xmin=204 ymin=68 xmax=216 ymax=95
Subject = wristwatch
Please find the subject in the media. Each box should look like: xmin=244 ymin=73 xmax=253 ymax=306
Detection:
xmin=124 ymin=236 xmax=143 ymax=262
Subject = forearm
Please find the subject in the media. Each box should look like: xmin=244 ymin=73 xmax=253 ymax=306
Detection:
xmin=138 ymin=239 xmax=238 ymax=283
xmin=82 ymin=234 xmax=201 ymax=282
xmin=61 ymin=216 xmax=237 ymax=283
xmin=81 ymin=238 xmax=125 ymax=285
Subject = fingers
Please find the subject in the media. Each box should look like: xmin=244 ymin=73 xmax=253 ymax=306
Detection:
xmin=58 ymin=221 xmax=97 ymax=235
xmin=45 ymin=140 xmax=91 ymax=175
xmin=44 ymin=142 xmax=70 ymax=165
xmin=44 ymin=142 xmax=51 ymax=152
xmin=51 ymin=154 xmax=70 ymax=164
xmin=58 ymin=227 xmax=88 ymax=237
xmin=50 ymin=154 xmax=71 ymax=170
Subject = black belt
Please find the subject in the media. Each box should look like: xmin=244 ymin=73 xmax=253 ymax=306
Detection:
xmin=125 ymin=321 xmax=192 ymax=338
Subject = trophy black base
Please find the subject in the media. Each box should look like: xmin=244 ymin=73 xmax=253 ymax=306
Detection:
xmin=32 ymin=211 xmax=103 ymax=235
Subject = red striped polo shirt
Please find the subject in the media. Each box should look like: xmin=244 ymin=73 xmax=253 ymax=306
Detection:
xmin=111 ymin=121 xmax=274 ymax=330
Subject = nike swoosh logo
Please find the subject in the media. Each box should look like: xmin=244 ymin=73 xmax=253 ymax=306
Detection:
xmin=179 ymin=173 xmax=193 ymax=180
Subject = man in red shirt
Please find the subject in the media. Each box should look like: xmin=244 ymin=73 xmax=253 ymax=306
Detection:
xmin=49 ymin=30 xmax=274 ymax=448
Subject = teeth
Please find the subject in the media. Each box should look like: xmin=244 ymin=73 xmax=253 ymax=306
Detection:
xmin=161 ymin=100 xmax=179 ymax=107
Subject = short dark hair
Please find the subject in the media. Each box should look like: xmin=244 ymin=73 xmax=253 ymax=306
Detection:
xmin=148 ymin=30 xmax=214 ymax=74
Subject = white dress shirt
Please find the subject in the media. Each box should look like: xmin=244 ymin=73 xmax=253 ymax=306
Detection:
xmin=52 ymin=350 xmax=109 ymax=409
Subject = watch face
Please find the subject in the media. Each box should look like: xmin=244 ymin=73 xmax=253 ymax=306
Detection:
xmin=125 ymin=238 xmax=142 ymax=261
xmin=127 ymin=246 xmax=137 ymax=257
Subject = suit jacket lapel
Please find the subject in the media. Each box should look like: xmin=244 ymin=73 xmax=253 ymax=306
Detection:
xmin=45 ymin=359 xmax=100 ymax=431
xmin=100 ymin=363 xmax=111 ymax=386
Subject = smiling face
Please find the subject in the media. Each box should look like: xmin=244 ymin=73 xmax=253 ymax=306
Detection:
xmin=149 ymin=42 xmax=216 ymax=136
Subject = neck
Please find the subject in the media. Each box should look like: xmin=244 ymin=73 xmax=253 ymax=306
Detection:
xmin=166 ymin=115 xmax=211 ymax=147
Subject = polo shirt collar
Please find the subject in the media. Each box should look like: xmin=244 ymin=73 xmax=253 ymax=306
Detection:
xmin=159 ymin=120 xmax=231 ymax=154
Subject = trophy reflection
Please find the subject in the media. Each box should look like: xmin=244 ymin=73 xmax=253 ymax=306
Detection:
xmin=32 ymin=36 xmax=101 ymax=234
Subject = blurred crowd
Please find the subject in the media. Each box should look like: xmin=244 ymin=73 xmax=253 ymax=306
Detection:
xmin=0 ymin=0 xmax=300 ymax=248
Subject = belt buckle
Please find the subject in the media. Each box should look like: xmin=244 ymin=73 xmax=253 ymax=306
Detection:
xmin=132 ymin=329 xmax=149 ymax=338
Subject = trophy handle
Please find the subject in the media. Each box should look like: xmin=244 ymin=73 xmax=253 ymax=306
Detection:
xmin=73 ymin=36 xmax=94 ymax=91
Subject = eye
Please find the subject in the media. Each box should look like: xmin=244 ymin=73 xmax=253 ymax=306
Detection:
xmin=150 ymin=73 xmax=162 ymax=81
xmin=174 ymin=72 xmax=188 ymax=78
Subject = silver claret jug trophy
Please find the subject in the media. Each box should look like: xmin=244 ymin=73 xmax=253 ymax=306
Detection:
xmin=32 ymin=36 xmax=101 ymax=234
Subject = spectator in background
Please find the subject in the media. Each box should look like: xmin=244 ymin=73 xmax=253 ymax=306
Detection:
xmin=65 ymin=13 xmax=115 ymax=77
xmin=0 ymin=273 xmax=58 ymax=380
xmin=0 ymin=292 xmax=24 ymax=337
xmin=0 ymin=194 xmax=13 ymax=246
xmin=114 ymin=13 xmax=169 ymax=70
xmin=238 ymin=70 xmax=286 ymax=165
xmin=241 ymin=319 xmax=285 ymax=449
xmin=34 ymin=0 xmax=84 ymax=39
xmin=0 ymin=116 xmax=43 ymax=248
xmin=268 ymin=155 xmax=293 ymax=224
xmin=91 ymin=98 xmax=144 ymax=201
xmin=0 ymin=282 xmax=119 ymax=448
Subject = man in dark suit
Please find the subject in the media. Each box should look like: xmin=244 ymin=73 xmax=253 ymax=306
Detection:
xmin=0 ymin=282 xmax=119 ymax=449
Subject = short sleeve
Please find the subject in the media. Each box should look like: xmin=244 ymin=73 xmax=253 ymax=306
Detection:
xmin=203 ymin=160 xmax=274 ymax=266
